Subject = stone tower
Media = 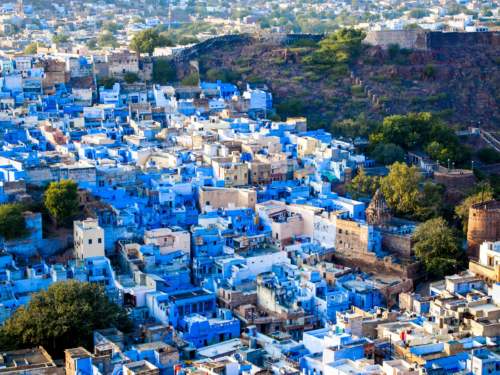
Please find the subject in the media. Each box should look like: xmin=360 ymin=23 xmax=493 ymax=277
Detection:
xmin=366 ymin=189 xmax=392 ymax=226
xmin=467 ymin=200 xmax=500 ymax=258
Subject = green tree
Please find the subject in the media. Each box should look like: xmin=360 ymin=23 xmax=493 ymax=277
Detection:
xmin=130 ymin=29 xmax=173 ymax=54
xmin=52 ymin=34 xmax=69 ymax=45
xmin=98 ymin=77 xmax=118 ymax=89
xmin=102 ymin=21 xmax=122 ymax=33
xmin=380 ymin=162 xmax=422 ymax=217
xmin=86 ymin=38 xmax=98 ymax=50
xmin=330 ymin=113 xmax=374 ymax=139
xmin=303 ymin=28 xmax=365 ymax=75
xmin=152 ymin=59 xmax=177 ymax=84
xmin=178 ymin=36 xmax=199 ymax=45
xmin=204 ymin=68 xmax=241 ymax=83
xmin=124 ymin=72 xmax=139 ymax=84
xmin=23 ymin=42 xmax=38 ymax=54
xmin=276 ymin=98 xmax=306 ymax=118
xmin=413 ymin=217 xmax=463 ymax=278
xmin=371 ymin=143 xmax=405 ymax=165
xmin=180 ymin=72 xmax=199 ymax=86
xmin=455 ymin=183 xmax=494 ymax=234
xmin=346 ymin=168 xmax=381 ymax=199
xmin=0 ymin=203 xmax=28 ymax=240
xmin=414 ymin=181 xmax=444 ymax=221
xmin=44 ymin=180 xmax=79 ymax=227
xmin=409 ymin=8 xmax=429 ymax=18
xmin=423 ymin=64 xmax=436 ymax=79
xmin=0 ymin=281 xmax=131 ymax=357
xmin=370 ymin=112 xmax=467 ymax=165
xmin=477 ymin=147 xmax=500 ymax=164
xmin=97 ymin=31 xmax=118 ymax=47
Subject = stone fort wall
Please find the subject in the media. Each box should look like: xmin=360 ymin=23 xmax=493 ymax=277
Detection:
xmin=364 ymin=30 xmax=500 ymax=51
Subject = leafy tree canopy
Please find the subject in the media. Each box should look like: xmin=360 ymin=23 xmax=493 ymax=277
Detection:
xmin=124 ymin=72 xmax=140 ymax=84
xmin=0 ymin=203 xmax=28 ymax=240
xmin=303 ymin=28 xmax=365 ymax=75
xmin=97 ymin=31 xmax=118 ymax=48
xmin=152 ymin=59 xmax=177 ymax=84
xmin=181 ymin=72 xmax=200 ymax=86
xmin=52 ymin=33 xmax=69 ymax=45
xmin=370 ymin=112 xmax=468 ymax=165
xmin=43 ymin=180 xmax=79 ymax=227
xmin=346 ymin=168 xmax=381 ymax=199
xmin=0 ymin=281 xmax=131 ymax=357
xmin=204 ymin=68 xmax=241 ymax=83
xmin=380 ymin=162 xmax=422 ymax=217
xmin=380 ymin=162 xmax=444 ymax=221
xmin=413 ymin=217 xmax=463 ymax=278
xmin=477 ymin=147 xmax=500 ymax=165
xmin=23 ymin=43 xmax=38 ymax=54
xmin=371 ymin=143 xmax=405 ymax=165
xmin=130 ymin=29 xmax=173 ymax=54
xmin=98 ymin=77 xmax=118 ymax=89
xmin=330 ymin=113 xmax=375 ymax=139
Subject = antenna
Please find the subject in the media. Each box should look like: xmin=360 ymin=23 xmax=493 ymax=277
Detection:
xmin=168 ymin=0 xmax=172 ymax=31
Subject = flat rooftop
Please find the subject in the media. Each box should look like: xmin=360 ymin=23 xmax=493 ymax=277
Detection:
xmin=134 ymin=341 xmax=177 ymax=353
xmin=238 ymin=245 xmax=281 ymax=257
xmin=170 ymin=288 xmax=211 ymax=301
xmin=65 ymin=347 xmax=92 ymax=358
xmin=125 ymin=360 xmax=157 ymax=372
xmin=197 ymin=338 xmax=242 ymax=359
xmin=0 ymin=347 xmax=55 ymax=369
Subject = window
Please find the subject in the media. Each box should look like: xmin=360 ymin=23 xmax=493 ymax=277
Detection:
xmin=98 ymin=238 xmax=102 ymax=244
xmin=88 ymin=239 xmax=92 ymax=245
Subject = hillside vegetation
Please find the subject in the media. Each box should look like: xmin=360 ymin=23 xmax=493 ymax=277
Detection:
xmin=178 ymin=30 xmax=499 ymax=132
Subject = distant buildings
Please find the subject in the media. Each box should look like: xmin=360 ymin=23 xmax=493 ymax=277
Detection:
xmin=0 ymin=11 xmax=498 ymax=372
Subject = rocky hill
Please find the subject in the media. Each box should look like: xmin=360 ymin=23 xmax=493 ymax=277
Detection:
xmin=174 ymin=32 xmax=500 ymax=130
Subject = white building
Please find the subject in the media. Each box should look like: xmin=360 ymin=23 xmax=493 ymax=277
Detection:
xmin=479 ymin=241 xmax=500 ymax=270
xmin=74 ymin=218 xmax=105 ymax=259
xmin=144 ymin=227 xmax=191 ymax=256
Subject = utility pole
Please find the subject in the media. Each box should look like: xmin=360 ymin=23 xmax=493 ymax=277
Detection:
xmin=168 ymin=0 xmax=172 ymax=31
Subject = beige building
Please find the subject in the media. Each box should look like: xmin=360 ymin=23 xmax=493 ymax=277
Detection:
xmin=297 ymin=136 xmax=320 ymax=158
xmin=144 ymin=227 xmax=190 ymax=256
xmin=212 ymin=158 xmax=248 ymax=187
xmin=74 ymin=218 xmax=105 ymax=259
xmin=106 ymin=50 xmax=140 ymax=78
xmin=198 ymin=187 xmax=257 ymax=212
xmin=254 ymin=152 xmax=295 ymax=181
xmin=286 ymin=117 xmax=308 ymax=132
xmin=248 ymin=161 xmax=271 ymax=185
xmin=65 ymin=347 xmax=93 ymax=375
